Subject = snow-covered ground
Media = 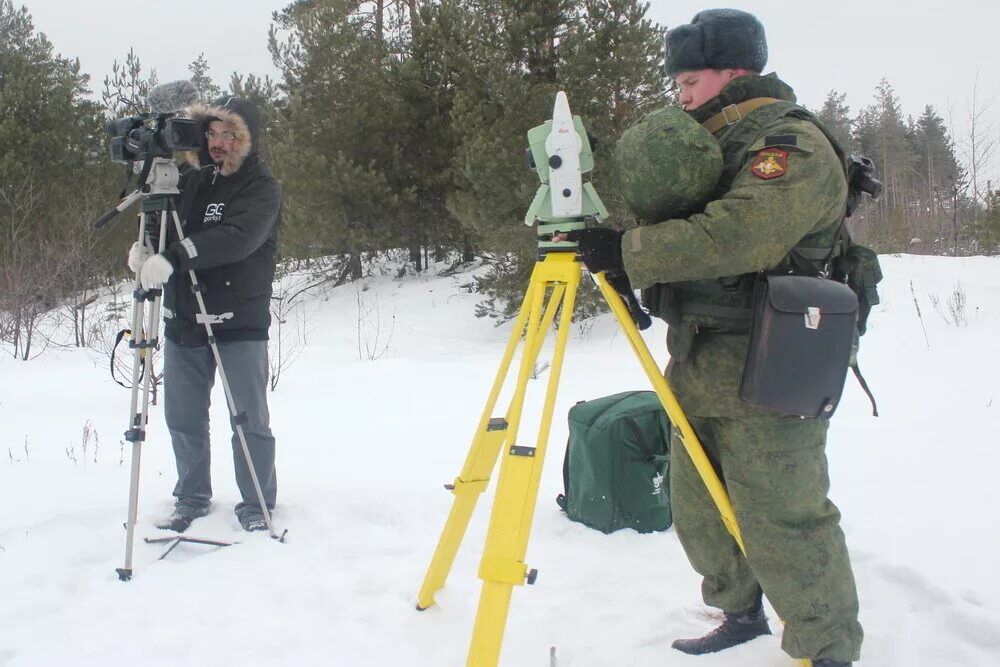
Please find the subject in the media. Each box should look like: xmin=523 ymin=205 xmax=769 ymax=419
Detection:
xmin=1 ymin=254 xmax=998 ymax=666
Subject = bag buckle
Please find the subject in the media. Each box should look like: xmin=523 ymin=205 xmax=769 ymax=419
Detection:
xmin=721 ymin=104 xmax=742 ymax=125
xmin=804 ymin=307 xmax=821 ymax=330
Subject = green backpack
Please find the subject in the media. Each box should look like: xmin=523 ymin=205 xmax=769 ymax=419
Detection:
xmin=556 ymin=391 xmax=672 ymax=534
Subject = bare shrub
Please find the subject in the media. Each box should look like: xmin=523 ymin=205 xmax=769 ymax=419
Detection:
xmin=928 ymin=282 xmax=969 ymax=327
xmin=355 ymin=281 xmax=395 ymax=361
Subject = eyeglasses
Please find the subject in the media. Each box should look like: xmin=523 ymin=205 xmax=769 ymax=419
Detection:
xmin=205 ymin=130 xmax=237 ymax=142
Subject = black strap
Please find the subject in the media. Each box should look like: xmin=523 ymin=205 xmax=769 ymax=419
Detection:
xmin=110 ymin=329 xmax=142 ymax=389
xmin=606 ymin=273 xmax=652 ymax=330
xmin=850 ymin=361 xmax=879 ymax=417
xmin=556 ymin=436 xmax=571 ymax=512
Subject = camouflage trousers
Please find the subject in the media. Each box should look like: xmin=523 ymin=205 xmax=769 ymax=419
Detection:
xmin=670 ymin=415 xmax=863 ymax=662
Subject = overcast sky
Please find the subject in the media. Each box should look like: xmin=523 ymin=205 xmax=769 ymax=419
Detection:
xmin=19 ymin=0 xmax=1000 ymax=183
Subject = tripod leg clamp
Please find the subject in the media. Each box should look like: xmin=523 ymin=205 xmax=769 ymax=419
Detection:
xmin=478 ymin=556 xmax=529 ymax=586
xmin=444 ymin=477 xmax=489 ymax=495
xmin=124 ymin=428 xmax=145 ymax=443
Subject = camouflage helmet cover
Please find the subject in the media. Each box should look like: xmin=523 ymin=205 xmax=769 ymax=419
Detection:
xmin=613 ymin=106 xmax=723 ymax=222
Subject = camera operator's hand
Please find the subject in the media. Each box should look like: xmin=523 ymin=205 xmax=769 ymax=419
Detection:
xmin=140 ymin=254 xmax=175 ymax=291
xmin=127 ymin=242 xmax=151 ymax=274
xmin=564 ymin=228 xmax=624 ymax=274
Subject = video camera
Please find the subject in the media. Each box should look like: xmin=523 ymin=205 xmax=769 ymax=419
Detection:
xmin=105 ymin=79 xmax=203 ymax=164
xmin=95 ymin=80 xmax=202 ymax=229
xmin=106 ymin=114 xmax=202 ymax=164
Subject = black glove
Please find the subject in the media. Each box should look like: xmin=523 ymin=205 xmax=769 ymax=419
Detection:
xmin=565 ymin=228 xmax=624 ymax=275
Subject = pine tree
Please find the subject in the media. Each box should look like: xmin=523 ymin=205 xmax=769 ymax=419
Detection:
xmin=188 ymin=53 xmax=222 ymax=103
xmin=851 ymin=79 xmax=916 ymax=251
xmin=0 ymin=1 xmax=121 ymax=356
xmin=101 ymin=47 xmax=158 ymax=117
xmin=815 ymin=90 xmax=854 ymax=154
xmin=228 ymin=72 xmax=283 ymax=162
xmin=395 ymin=0 xmax=471 ymax=269
xmin=974 ymin=187 xmax=1000 ymax=253
xmin=911 ymin=105 xmax=964 ymax=250
xmin=558 ymin=0 xmax=667 ymax=221
xmin=269 ymin=0 xmax=421 ymax=266
xmin=437 ymin=0 xmax=665 ymax=318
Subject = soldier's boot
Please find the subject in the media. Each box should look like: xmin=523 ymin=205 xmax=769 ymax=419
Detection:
xmin=812 ymin=661 xmax=851 ymax=667
xmin=671 ymin=601 xmax=771 ymax=655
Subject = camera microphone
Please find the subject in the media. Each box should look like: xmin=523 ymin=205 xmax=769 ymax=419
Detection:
xmin=147 ymin=80 xmax=199 ymax=115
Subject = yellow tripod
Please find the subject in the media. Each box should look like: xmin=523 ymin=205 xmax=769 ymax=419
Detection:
xmin=414 ymin=251 xmax=798 ymax=665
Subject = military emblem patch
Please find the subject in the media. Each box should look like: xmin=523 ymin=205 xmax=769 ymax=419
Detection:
xmin=750 ymin=148 xmax=788 ymax=180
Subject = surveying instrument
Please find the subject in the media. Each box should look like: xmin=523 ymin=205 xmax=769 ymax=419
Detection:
xmin=96 ymin=150 xmax=284 ymax=582
xmin=414 ymin=92 xmax=813 ymax=667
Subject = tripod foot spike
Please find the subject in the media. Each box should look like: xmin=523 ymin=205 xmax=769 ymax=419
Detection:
xmin=116 ymin=567 xmax=133 ymax=582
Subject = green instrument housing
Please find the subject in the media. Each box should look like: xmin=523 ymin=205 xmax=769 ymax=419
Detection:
xmin=524 ymin=114 xmax=609 ymax=252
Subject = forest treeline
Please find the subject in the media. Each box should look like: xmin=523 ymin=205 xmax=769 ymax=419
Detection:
xmin=2 ymin=0 xmax=997 ymax=359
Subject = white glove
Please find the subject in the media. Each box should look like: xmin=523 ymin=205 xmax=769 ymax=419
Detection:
xmin=140 ymin=254 xmax=175 ymax=290
xmin=127 ymin=242 xmax=151 ymax=273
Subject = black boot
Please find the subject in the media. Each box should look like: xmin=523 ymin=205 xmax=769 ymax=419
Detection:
xmin=155 ymin=504 xmax=208 ymax=533
xmin=812 ymin=661 xmax=852 ymax=666
xmin=672 ymin=594 xmax=771 ymax=655
xmin=155 ymin=511 xmax=195 ymax=533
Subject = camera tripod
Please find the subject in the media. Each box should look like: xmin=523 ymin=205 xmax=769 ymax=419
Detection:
xmin=98 ymin=157 xmax=283 ymax=582
xmin=414 ymin=93 xmax=812 ymax=667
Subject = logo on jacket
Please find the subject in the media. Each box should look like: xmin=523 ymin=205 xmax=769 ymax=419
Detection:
xmin=750 ymin=148 xmax=788 ymax=180
xmin=204 ymin=202 xmax=226 ymax=223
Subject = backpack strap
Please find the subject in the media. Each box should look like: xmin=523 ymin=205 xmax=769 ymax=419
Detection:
xmin=701 ymin=97 xmax=784 ymax=133
xmin=710 ymin=99 xmax=802 ymax=194
xmin=788 ymin=217 xmax=850 ymax=278
xmin=851 ymin=361 xmax=879 ymax=417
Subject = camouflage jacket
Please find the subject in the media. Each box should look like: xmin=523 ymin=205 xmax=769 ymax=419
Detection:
xmin=620 ymin=74 xmax=848 ymax=417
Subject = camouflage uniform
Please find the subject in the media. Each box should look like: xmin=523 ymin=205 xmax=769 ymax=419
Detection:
xmin=621 ymin=74 xmax=863 ymax=663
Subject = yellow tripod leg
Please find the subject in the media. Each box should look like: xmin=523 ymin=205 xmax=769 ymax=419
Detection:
xmin=593 ymin=273 xmax=812 ymax=667
xmin=468 ymin=253 xmax=581 ymax=667
xmin=591 ymin=274 xmax=743 ymax=549
xmin=416 ymin=257 xmax=567 ymax=612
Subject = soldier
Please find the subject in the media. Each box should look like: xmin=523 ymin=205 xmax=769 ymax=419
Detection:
xmin=566 ymin=8 xmax=863 ymax=667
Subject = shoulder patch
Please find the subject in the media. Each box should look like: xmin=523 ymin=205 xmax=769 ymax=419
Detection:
xmin=750 ymin=148 xmax=788 ymax=180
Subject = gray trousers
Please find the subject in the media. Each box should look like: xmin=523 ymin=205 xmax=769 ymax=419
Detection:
xmin=163 ymin=339 xmax=277 ymax=519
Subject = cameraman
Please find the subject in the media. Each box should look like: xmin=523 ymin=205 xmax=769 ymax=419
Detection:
xmin=129 ymin=96 xmax=282 ymax=533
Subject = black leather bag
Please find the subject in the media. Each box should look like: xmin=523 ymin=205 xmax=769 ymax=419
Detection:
xmin=740 ymin=274 xmax=858 ymax=418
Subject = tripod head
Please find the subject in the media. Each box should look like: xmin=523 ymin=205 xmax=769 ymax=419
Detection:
xmin=95 ymin=156 xmax=181 ymax=229
xmin=524 ymin=92 xmax=609 ymax=252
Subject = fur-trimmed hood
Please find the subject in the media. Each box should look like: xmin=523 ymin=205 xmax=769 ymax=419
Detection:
xmin=180 ymin=96 xmax=261 ymax=176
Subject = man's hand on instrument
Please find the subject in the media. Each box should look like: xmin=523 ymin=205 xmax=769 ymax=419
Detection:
xmin=558 ymin=227 xmax=624 ymax=274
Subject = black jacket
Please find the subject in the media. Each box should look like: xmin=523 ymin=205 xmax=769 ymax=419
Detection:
xmin=162 ymin=97 xmax=282 ymax=347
